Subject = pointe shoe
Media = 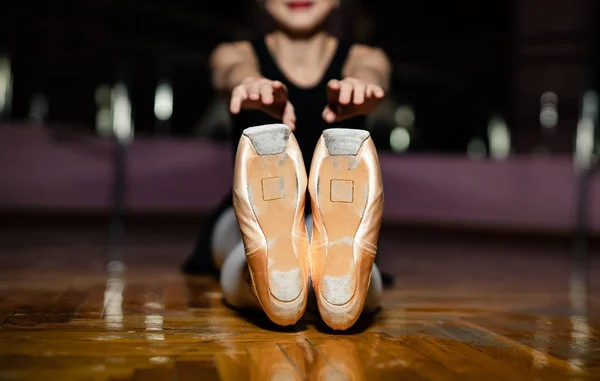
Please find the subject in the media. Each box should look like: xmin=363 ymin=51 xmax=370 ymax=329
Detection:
xmin=308 ymin=128 xmax=384 ymax=330
xmin=232 ymin=124 xmax=310 ymax=326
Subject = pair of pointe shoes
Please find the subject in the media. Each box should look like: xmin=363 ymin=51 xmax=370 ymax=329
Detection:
xmin=233 ymin=124 xmax=384 ymax=331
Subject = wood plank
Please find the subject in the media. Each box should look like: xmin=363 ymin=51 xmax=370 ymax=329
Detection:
xmin=0 ymin=225 xmax=599 ymax=380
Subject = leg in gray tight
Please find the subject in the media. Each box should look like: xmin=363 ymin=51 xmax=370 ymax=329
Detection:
xmin=215 ymin=208 xmax=382 ymax=312
xmin=210 ymin=208 xmax=241 ymax=269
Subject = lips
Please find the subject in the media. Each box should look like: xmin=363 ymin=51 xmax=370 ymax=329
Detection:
xmin=286 ymin=1 xmax=313 ymax=10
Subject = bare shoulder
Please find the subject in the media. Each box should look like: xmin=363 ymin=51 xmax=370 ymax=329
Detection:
xmin=210 ymin=40 xmax=257 ymax=68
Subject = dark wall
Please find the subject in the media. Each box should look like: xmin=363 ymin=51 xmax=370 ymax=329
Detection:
xmin=2 ymin=0 xmax=592 ymax=154
xmin=512 ymin=0 xmax=591 ymax=154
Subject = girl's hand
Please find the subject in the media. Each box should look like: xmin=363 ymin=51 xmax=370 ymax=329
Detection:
xmin=322 ymin=77 xmax=385 ymax=123
xmin=230 ymin=78 xmax=296 ymax=130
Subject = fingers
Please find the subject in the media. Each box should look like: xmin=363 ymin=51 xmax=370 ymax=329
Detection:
xmin=247 ymin=80 xmax=263 ymax=101
xmin=352 ymin=81 xmax=365 ymax=105
xmin=282 ymin=101 xmax=296 ymax=130
xmin=365 ymin=84 xmax=374 ymax=98
xmin=324 ymin=79 xmax=385 ymax=122
xmin=322 ymin=105 xmax=336 ymax=123
xmin=364 ymin=84 xmax=384 ymax=102
xmin=272 ymin=81 xmax=287 ymax=102
xmin=234 ymin=77 xmax=384 ymax=123
xmin=328 ymin=79 xmax=385 ymax=108
xmin=327 ymin=79 xmax=341 ymax=91
xmin=327 ymin=80 xmax=340 ymax=106
xmin=260 ymin=82 xmax=274 ymax=104
xmin=261 ymin=80 xmax=286 ymax=105
xmin=243 ymin=79 xmax=285 ymax=103
xmin=330 ymin=78 xmax=363 ymax=105
xmin=271 ymin=80 xmax=284 ymax=91
xmin=372 ymin=84 xmax=385 ymax=99
xmin=230 ymin=86 xmax=248 ymax=114
xmin=231 ymin=79 xmax=288 ymax=116
xmin=339 ymin=81 xmax=353 ymax=105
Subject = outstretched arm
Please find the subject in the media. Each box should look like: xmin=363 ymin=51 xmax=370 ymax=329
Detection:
xmin=209 ymin=42 xmax=262 ymax=96
xmin=209 ymin=42 xmax=296 ymax=128
xmin=343 ymin=45 xmax=392 ymax=92
xmin=323 ymin=45 xmax=392 ymax=123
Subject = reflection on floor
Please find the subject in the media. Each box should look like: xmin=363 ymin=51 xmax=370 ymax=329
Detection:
xmin=0 ymin=224 xmax=599 ymax=380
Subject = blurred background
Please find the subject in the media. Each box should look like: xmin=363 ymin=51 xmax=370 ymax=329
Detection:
xmin=0 ymin=0 xmax=598 ymax=240
xmin=1 ymin=3 xmax=600 ymax=377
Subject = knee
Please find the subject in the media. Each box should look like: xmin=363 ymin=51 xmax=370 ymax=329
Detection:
xmin=364 ymin=264 xmax=383 ymax=312
xmin=220 ymin=243 xmax=258 ymax=309
xmin=211 ymin=208 xmax=241 ymax=269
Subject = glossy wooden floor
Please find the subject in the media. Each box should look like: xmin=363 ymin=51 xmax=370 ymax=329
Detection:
xmin=0 ymin=224 xmax=599 ymax=380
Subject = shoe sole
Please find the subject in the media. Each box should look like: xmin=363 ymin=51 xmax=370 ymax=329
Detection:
xmin=241 ymin=124 xmax=305 ymax=323
xmin=315 ymin=129 xmax=373 ymax=326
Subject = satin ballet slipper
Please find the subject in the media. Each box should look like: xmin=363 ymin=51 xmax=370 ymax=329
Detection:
xmin=308 ymin=128 xmax=384 ymax=330
xmin=232 ymin=124 xmax=310 ymax=326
